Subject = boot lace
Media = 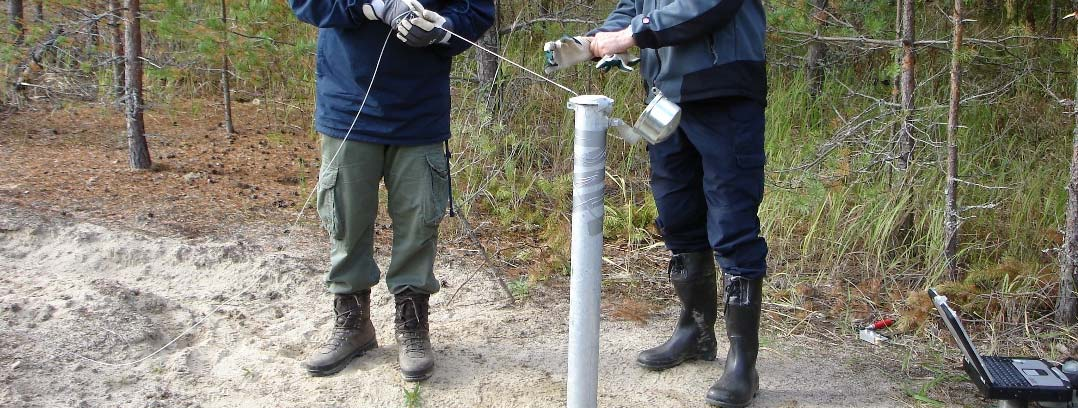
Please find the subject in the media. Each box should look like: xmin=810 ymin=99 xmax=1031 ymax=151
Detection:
xmin=317 ymin=298 xmax=363 ymax=351
xmin=396 ymin=299 xmax=427 ymax=355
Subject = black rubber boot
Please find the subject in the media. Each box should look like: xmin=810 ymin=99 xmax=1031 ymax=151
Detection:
xmin=706 ymin=275 xmax=762 ymax=407
xmin=395 ymin=290 xmax=434 ymax=382
xmin=636 ymin=251 xmax=717 ymax=370
xmin=302 ymin=291 xmax=378 ymax=377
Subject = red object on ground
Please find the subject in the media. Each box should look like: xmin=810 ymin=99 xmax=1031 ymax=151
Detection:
xmin=866 ymin=319 xmax=896 ymax=330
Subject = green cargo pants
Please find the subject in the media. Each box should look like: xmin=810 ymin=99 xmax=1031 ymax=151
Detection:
xmin=316 ymin=135 xmax=449 ymax=295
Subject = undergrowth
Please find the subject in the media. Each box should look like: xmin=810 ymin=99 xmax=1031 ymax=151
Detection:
xmin=2 ymin=0 xmax=1076 ymax=364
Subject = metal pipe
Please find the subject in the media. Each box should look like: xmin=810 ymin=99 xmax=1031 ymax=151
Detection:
xmin=566 ymin=95 xmax=611 ymax=408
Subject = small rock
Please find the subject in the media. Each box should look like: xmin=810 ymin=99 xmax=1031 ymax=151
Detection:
xmin=182 ymin=172 xmax=203 ymax=183
xmin=11 ymin=360 xmax=20 ymax=369
xmin=38 ymin=305 xmax=56 ymax=321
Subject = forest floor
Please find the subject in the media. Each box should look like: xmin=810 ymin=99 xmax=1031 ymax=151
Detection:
xmin=0 ymin=101 xmax=988 ymax=407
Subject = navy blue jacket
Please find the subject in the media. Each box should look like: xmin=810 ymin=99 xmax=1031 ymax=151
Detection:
xmin=291 ymin=0 xmax=494 ymax=145
xmin=592 ymin=0 xmax=767 ymax=105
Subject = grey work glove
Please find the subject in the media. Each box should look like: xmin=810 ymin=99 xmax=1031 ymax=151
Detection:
xmin=543 ymin=36 xmax=595 ymax=75
xmin=397 ymin=8 xmax=452 ymax=47
xmin=596 ymin=53 xmax=641 ymax=72
xmin=362 ymin=0 xmax=415 ymax=26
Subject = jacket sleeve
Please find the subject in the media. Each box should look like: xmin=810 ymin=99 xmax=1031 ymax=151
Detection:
xmin=587 ymin=0 xmax=637 ymax=35
xmin=630 ymin=0 xmax=746 ymax=49
xmin=434 ymin=0 xmax=495 ymax=58
xmin=291 ymin=0 xmax=371 ymax=29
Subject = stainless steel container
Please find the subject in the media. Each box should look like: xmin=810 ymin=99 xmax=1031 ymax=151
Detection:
xmin=610 ymin=88 xmax=682 ymax=145
xmin=634 ymin=88 xmax=681 ymax=144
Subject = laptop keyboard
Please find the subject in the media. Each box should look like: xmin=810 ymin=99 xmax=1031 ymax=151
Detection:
xmin=984 ymin=356 xmax=1030 ymax=388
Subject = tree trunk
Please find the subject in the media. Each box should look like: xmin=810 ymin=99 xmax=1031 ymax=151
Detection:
xmin=1024 ymin=0 xmax=1036 ymax=31
xmin=87 ymin=1 xmax=99 ymax=50
xmin=475 ymin=0 xmax=500 ymax=111
xmin=9 ymin=0 xmax=24 ymax=45
xmin=1051 ymin=0 xmax=1059 ymax=35
xmin=123 ymin=0 xmax=150 ymax=169
xmin=1057 ymin=0 xmax=1078 ymax=325
xmin=1006 ymin=0 xmax=1019 ymax=24
xmin=982 ymin=0 xmax=1000 ymax=21
xmin=476 ymin=30 xmax=499 ymax=101
xmin=898 ymin=0 xmax=917 ymax=169
xmin=945 ymin=0 xmax=965 ymax=279
xmin=32 ymin=0 xmax=41 ymax=22
xmin=806 ymin=0 xmax=828 ymax=98
xmin=220 ymin=0 xmax=235 ymax=137
xmin=109 ymin=0 xmax=125 ymax=101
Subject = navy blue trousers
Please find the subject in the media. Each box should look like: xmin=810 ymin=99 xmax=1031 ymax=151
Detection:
xmin=648 ymin=97 xmax=768 ymax=279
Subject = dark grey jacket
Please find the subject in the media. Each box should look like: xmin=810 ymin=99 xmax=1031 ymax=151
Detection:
xmin=592 ymin=0 xmax=767 ymax=105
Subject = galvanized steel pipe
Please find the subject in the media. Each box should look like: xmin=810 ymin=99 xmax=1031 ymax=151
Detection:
xmin=566 ymin=95 xmax=611 ymax=408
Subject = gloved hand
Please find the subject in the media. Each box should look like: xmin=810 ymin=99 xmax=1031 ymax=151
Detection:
xmin=362 ymin=0 xmax=415 ymax=27
xmin=595 ymin=53 xmax=641 ymax=72
xmin=397 ymin=7 xmax=452 ymax=47
xmin=543 ymin=36 xmax=595 ymax=75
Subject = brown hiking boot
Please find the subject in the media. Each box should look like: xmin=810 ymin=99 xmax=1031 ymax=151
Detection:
xmin=302 ymin=291 xmax=377 ymax=377
xmin=395 ymin=290 xmax=434 ymax=381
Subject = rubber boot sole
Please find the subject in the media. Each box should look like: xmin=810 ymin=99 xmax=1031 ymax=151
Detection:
xmin=636 ymin=349 xmax=717 ymax=371
xmin=304 ymin=338 xmax=378 ymax=377
xmin=704 ymin=391 xmax=757 ymax=408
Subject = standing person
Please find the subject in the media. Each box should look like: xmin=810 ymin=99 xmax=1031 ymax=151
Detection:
xmin=545 ymin=1 xmax=768 ymax=406
xmin=290 ymin=0 xmax=493 ymax=381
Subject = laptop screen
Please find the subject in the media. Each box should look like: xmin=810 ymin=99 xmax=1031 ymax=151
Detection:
xmin=929 ymin=288 xmax=994 ymax=384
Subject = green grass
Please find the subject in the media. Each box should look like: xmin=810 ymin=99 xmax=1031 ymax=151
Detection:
xmin=438 ymin=3 xmax=1075 ymax=352
xmin=402 ymin=383 xmax=422 ymax=408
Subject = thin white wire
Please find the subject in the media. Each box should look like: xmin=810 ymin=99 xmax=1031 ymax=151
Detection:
xmin=64 ymin=30 xmax=396 ymax=367
xmin=441 ymin=28 xmax=580 ymax=96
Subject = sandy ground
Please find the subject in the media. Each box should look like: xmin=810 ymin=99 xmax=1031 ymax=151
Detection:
xmin=0 ymin=206 xmax=911 ymax=408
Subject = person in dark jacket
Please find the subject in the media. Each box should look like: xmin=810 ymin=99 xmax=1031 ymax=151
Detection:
xmin=546 ymin=1 xmax=767 ymax=406
xmin=290 ymin=0 xmax=493 ymax=381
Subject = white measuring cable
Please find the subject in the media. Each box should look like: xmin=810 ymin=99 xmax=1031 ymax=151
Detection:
xmin=443 ymin=28 xmax=579 ymax=96
xmin=62 ymin=30 xmax=395 ymax=368
xmin=401 ymin=0 xmax=579 ymax=96
xmin=64 ymin=18 xmax=582 ymax=368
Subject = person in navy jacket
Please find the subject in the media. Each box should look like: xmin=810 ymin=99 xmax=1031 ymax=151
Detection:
xmin=547 ymin=1 xmax=768 ymax=406
xmin=291 ymin=0 xmax=493 ymax=381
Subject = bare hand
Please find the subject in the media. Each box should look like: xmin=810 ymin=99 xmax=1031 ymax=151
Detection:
xmin=590 ymin=27 xmax=636 ymax=56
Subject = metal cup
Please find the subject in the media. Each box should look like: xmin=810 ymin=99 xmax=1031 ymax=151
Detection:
xmin=609 ymin=88 xmax=683 ymax=146
xmin=633 ymin=88 xmax=681 ymax=144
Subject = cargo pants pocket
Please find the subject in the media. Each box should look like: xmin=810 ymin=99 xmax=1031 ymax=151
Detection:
xmin=727 ymin=100 xmax=767 ymax=169
xmin=316 ymin=167 xmax=344 ymax=240
xmin=424 ymin=153 xmax=450 ymax=227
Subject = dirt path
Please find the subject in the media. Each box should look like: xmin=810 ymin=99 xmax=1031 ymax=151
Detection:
xmin=0 ymin=208 xmax=910 ymax=407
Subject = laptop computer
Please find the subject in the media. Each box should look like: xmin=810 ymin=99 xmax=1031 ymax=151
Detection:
xmin=929 ymin=288 xmax=1072 ymax=402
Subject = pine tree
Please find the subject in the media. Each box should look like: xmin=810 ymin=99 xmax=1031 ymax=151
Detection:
xmin=220 ymin=0 xmax=235 ymax=137
xmin=944 ymin=0 xmax=966 ymax=279
xmin=124 ymin=0 xmax=151 ymax=169
xmin=1058 ymin=1 xmax=1078 ymax=324
xmin=9 ymin=0 xmax=25 ymax=45
xmin=108 ymin=0 xmax=124 ymax=100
